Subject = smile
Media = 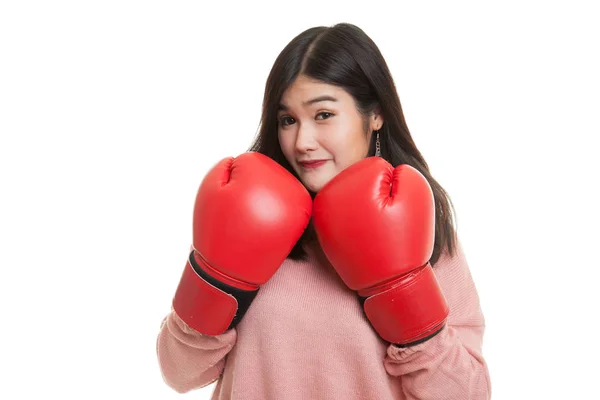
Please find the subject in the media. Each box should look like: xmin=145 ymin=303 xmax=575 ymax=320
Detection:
xmin=299 ymin=160 xmax=328 ymax=169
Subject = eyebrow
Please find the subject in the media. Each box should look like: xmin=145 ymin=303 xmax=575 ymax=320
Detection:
xmin=278 ymin=95 xmax=338 ymax=111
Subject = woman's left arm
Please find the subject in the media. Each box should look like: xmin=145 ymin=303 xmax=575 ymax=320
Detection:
xmin=384 ymin=239 xmax=492 ymax=400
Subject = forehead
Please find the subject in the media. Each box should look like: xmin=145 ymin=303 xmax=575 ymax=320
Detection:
xmin=279 ymin=76 xmax=349 ymax=109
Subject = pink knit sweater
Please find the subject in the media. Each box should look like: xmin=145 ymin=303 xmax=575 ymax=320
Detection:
xmin=156 ymin=239 xmax=491 ymax=399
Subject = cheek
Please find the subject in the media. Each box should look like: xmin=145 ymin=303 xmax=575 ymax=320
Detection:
xmin=278 ymin=132 xmax=296 ymax=161
xmin=328 ymin=131 xmax=369 ymax=164
xmin=277 ymin=131 xmax=288 ymax=152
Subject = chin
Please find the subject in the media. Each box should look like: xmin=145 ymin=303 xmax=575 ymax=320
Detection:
xmin=302 ymin=182 xmax=322 ymax=194
xmin=295 ymin=163 xmax=338 ymax=192
xmin=303 ymin=176 xmax=333 ymax=194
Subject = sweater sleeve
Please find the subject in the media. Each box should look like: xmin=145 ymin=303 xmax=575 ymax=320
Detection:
xmin=156 ymin=307 xmax=237 ymax=394
xmin=383 ymin=238 xmax=492 ymax=399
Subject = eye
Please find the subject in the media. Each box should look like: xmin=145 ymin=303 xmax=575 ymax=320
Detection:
xmin=316 ymin=112 xmax=334 ymax=120
xmin=279 ymin=116 xmax=295 ymax=127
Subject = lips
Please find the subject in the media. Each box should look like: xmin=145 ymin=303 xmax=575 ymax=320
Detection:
xmin=298 ymin=159 xmax=328 ymax=168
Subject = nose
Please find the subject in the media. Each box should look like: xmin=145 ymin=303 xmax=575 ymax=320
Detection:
xmin=295 ymin=123 xmax=319 ymax=153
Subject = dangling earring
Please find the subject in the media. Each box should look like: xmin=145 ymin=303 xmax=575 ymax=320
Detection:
xmin=374 ymin=130 xmax=381 ymax=157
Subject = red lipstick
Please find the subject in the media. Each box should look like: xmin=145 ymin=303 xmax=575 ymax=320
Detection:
xmin=298 ymin=159 xmax=328 ymax=169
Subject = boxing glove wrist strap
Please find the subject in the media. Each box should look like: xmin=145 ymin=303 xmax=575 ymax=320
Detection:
xmin=172 ymin=251 xmax=258 ymax=336
xmin=360 ymin=263 xmax=449 ymax=346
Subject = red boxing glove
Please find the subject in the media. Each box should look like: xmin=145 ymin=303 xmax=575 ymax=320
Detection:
xmin=173 ymin=152 xmax=312 ymax=336
xmin=313 ymin=157 xmax=448 ymax=346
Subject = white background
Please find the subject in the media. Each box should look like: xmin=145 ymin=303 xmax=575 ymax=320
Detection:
xmin=1 ymin=1 xmax=598 ymax=399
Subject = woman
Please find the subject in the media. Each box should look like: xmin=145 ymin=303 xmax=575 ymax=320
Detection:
xmin=157 ymin=23 xmax=491 ymax=399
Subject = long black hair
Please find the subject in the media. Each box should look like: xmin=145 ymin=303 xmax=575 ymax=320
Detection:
xmin=248 ymin=23 xmax=457 ymax=266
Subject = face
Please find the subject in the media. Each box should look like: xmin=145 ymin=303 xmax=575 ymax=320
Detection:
xmin=277 ymin=75 xmax=383 ymax=193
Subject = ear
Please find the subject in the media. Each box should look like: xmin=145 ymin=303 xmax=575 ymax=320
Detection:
xmin=370 ymin=107 xmax=384 ymax=131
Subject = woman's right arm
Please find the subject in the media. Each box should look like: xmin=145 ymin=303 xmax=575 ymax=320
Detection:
xmin=156 ymin=153 xmax=312 ymax=393
xmin=156 ymin=307 xmax=237 ymax=393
